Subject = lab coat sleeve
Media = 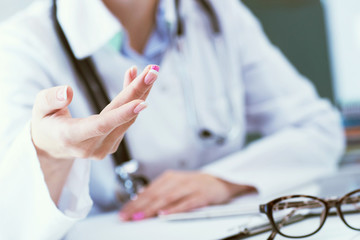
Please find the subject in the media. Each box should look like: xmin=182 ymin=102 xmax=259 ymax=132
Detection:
xmin=0 ymin=19 xmax=92 ymax=239
xmin=202 ymin=0 xmax=345 ymax=197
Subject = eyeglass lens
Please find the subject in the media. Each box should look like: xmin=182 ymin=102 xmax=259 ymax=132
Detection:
xmin=340 ymin=190 xmax=360 ymax=230
xmin=272 ymin=197 xmax=327 ymax=238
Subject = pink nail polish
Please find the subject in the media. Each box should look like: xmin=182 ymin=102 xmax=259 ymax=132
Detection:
xmin=144 ymin=66 xmax=160 ymax=85
xmin=151 ymin=65 xmax=160 ymax=72
xmin=132 ymin=212 xmax=145 ymax=221
xmin=134 ymin=102 xmax=148 ymax=114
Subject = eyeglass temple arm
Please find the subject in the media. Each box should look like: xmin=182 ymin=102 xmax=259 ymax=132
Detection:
xmin=343 ymin=196 xmax=360 ymax=205
xmin=271 ymin=196 xmax=360 ymax=211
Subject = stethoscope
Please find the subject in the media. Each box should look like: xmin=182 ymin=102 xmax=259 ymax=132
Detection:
xmin=174 ymin=0 xmax=241 ymax=147
xmin=52 ymin=0 xmax=239 ymax=203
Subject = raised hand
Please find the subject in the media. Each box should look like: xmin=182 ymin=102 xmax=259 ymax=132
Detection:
xmin=31 ymin=65 xmax=159 ymax=203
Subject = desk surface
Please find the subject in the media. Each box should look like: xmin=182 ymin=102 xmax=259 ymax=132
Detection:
xmin=66 ymin=212 xmax=360 ymax=240
xmin=66 ymin=168 xmax=360 ymax=240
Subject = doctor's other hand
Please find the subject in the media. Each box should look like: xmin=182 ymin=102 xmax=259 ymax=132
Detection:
xmin=119 ymin=171 xmax=257 ymax=221
xmin=31 ymin=65 xmax=159 ymax=203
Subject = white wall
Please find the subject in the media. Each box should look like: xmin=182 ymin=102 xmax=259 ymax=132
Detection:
xmin=323 ymin=0 xmax=360 ymax=107
xmin=0 ymin=0 xmax=33 ymax=22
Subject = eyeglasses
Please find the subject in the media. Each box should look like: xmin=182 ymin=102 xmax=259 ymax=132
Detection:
xmin=259 ymin=189 xmax=360 ymax=240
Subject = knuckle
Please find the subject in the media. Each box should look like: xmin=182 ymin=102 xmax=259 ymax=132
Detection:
xmin=95 ymin=119 xmax=110 ymax=136
xmin=60 ymin=128 xmax=74 ymax=146
xmin=129 ymin=85 xmax=144 ymax=99
xmin=199 ymin=199 xmax=209 ymax=207
xmin=74 ymin=147 xmax=92 ymax=159
xmin=185 ymin=201 xmax=194 ymax=210
xmin=196 ymin=196 xmax=208 ymax=207
xmin=163 ymin=194 xmax=176 ymax=204
xmin=113 ymin=110 xmax=134 ymax=127
xmin=185 ymin=199 xmax=198 ymax=210
xmin=61 ymin=137 xmax=72 ymax=150
xmin=116 ymin=114 xmax=129 ymax=125
xmin=92 ymin=153 xmax=107 ymax=161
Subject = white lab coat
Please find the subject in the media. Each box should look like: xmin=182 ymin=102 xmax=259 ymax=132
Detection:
xmin=0 ymin=0 xmax=344 ymax=239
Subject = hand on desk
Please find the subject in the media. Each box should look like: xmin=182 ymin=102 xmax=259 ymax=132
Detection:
xmin=31 ymin=65 xmax=158 ymax=204
xmin=119 ymin=170 xmax=257 ymax=221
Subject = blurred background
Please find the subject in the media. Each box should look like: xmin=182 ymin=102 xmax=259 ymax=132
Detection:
xmin=1 ymin=0 xmax=360 ymax=166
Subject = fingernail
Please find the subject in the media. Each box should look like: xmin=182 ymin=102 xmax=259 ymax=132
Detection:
xmin=134 ymin=102 xmax=148 ymax=114
xmin=151 ymin=65 xmax=160 ymax=72
xmin=132 ymin=212 xmax=145 ymax=221
xmin=57 ymin=85 xmax=68 ymax=101
xmin=144 ymin=65 xmax=159 ymax=85
xmin=158 ymin=210 xmax=168 ymax=216
xmin=119 ymin=212 xmax=128 ymax=221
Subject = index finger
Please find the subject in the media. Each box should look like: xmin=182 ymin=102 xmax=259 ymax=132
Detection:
xmin=69 ymin=100 xmax=147 ymax=142
xmin=102 ymin=65 xmax=159 ymax=113
xmin=120 ymin=172 xmax=192 ymax=220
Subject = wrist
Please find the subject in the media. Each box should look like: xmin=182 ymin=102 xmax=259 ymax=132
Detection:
xmin=35 ymin=145 xmax=75 ymax=204
xmin=218 ymin=178 xmax=257 ymax=198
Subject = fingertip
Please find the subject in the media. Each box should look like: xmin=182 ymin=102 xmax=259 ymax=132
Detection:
xmin=65 ymin=85 xmax=74 ymax=102
xmin=130 ymin=66 xmax=138 ymax=79
xmin=144 ymin=67 xmax=159 ymax=85
xmin=132 ymin=212 xmax=145 ymax=221
xmin=60 ymin=85 xmax=73 ymax=108
xmin=35 ymin=85 xmax=73 ymax=118
xmin=133 ymin=102 xmax=148 ymax=114
xmin=55 ymin=85 xmax=73 ymax=106
xmin=56 ymin=85 xmax=68 ymax=102
xmin=124 ymin=66 xmax=138 ymax=88
xmin=150 ymin=65 xmax=160 ymax=72
xmin=158 ymin=210 xmax=169 ymax=216
xmin=119 ymin=212 xmax=130 ymax=222
xmin=143 ymin=65 xmax=154 ymax=75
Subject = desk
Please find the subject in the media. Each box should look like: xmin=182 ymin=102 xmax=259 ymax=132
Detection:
xmin=65 ymin=168 xmax=360 ymax=240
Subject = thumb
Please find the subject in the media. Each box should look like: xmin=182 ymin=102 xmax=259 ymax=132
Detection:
xmin=33 ymin=85 xmax=73 ymax=118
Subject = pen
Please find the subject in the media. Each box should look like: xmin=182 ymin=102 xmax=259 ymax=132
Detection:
xmin=159 ymin=204 xmax=259 ymax=221
xmin=219 ymin=214 xmax=306 ymax=240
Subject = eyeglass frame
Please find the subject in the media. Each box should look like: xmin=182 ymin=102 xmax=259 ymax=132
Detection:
xmin=259 ymin=189 xmax=360 ymax=239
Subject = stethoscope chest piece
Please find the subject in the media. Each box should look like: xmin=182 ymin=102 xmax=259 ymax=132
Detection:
xmin=114 ymin=160 xmax=149 ymax=203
